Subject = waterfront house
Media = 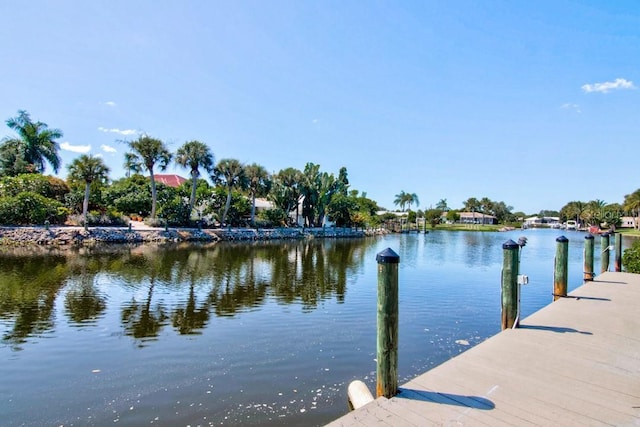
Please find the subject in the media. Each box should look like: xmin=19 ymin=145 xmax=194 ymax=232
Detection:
xmin=458 ymin=212 xmax=497 ymax=225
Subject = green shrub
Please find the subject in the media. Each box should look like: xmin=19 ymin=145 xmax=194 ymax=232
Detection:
xmin=622 ymin=240 xmax=640 ymax=273
xmin=0 ymin=174 xmax=70 ymax=202
xmin=0 ymin=192 xmax=67 ymax=225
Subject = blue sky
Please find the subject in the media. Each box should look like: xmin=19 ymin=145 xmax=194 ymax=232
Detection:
xmin=1 ymin=1 xmax=638 ymax=214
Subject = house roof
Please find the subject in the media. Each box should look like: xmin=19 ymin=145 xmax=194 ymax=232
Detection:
xmin=153 ymin=174 xmax=188 ymax=188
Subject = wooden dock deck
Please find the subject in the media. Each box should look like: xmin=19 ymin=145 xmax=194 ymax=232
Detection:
xmin=327 ymin=271 xmax=640 ymax=426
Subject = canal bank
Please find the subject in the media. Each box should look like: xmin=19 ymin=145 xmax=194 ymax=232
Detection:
xmin=0 ymin=225 xmax=385 ymax=246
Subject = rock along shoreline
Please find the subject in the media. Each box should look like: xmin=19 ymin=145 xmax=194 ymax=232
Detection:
xmin=0 ymin=226 xmax=385 ymax=246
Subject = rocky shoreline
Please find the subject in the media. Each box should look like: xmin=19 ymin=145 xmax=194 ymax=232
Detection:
xmin=0 ymin=226 xmax=383 ymax=246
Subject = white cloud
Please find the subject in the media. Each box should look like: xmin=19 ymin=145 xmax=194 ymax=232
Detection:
xmin=60 ymin=141 xmax=91 ymax=153
xmin=98 ymin=126 xmax=138 ymax=136
xmin=561 ymin=103 xmax=581 ymax=113
xmin=101 ymin=144 xmax=117 ymax=153
xmin=104 ymin=101 xmax=117 ymax=107
xmin=312 ymin=119 xmax=319 ymax=124
xmin=581 ymin=78 xmax=636 ymax=93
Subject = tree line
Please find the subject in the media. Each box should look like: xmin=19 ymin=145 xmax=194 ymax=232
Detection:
xmin=0 ymin=110 xmax=380 ymax=228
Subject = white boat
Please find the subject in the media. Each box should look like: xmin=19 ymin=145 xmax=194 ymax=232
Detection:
xmin=565 ymin=220 xmax=578 ymax=230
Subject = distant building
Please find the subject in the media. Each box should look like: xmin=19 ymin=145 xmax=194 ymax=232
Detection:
xmin=458 ymin=212 xmax=497 ymax=225
xmin=620 ymin=216 xmax=637 ymax=228
xmin=153 ymin=174 xmax=188 ymax=188
xmin=524 ymin=216 xmax=561 ymax=228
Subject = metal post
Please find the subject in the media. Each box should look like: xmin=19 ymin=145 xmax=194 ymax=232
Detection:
xmin=501 ymin=240 xmax=519 ymax=330
xmin=584 ymin=234 xmax=594 ymax=281
xmin=601 ymin=233 xmax=610 ymax=273
xmin=614 ymin=233 xmax=622 ymax=272
xmin=553 ymin=236 xmax=569 ymax=301
xmin=376 ymin=248 xmax=399 ymax=398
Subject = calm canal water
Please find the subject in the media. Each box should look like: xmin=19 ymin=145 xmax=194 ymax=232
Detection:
xmin=0 ymin=229 xmax=628 ymax=426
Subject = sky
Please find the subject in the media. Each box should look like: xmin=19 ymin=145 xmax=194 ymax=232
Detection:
xmin=1 ymin=0 xmax=639 ymax=214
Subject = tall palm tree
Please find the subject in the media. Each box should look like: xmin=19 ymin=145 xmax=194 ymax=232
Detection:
xmin=175 ymin=140 xmax=215 ymax=216
xmin=436 ymin=198 xmax=449 ymax=211
xmin=127 ymin=135 xmax=172 ymax=218
xmin=405 ymin=192 xmax=419 ymax=211
xmin=244 ymin=163 xmax=271 ymax=226
xmin=394 ymin=191 xmax=408 ymax=211
xmin=2 ymin=110 xmax=63 ymax=174
xmin=67 ymin=155 xmax=110 ymax=227
xmin=213 ymin=158 xmax=245 ymax=225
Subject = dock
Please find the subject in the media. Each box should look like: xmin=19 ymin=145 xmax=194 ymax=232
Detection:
xmin=327 ymin=271 xmax=640 ymax=426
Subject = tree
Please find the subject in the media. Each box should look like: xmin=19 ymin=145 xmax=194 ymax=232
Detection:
xmin=462 ymin=197 xmax=481 ymax=212
xmin=67 ymin=155 xmax=110 ymax=226
xmin=269 ymin=168 xmax=303 ymax=225
xmin=1 ymin=110 xmax=63 ymax=175
xmin=212 ymin=158 xmax=246 ymax=225
xmin=394 ymin=191 xmax=408 ymax=211
xmin=436 ymin=199 xmax=449 ymax=211
xmin=123 ymin=152 xmax=142 ymax=178
xmin=405 ymin=193 xmax=419 ymax=211
xmin=244 ymin=163 xmax=271 ymax=226
xmin=623 ymin=190 xmax=640 ymax=230
xmin=126 ymin=135 xmax=172 ymax=218
xmin=175 ymin=140 xmax=215 ymax=216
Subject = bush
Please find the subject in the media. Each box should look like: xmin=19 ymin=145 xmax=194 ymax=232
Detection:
xmin=0 ymin=174 xmax=70 ymax=202
xmin=622 ymin=240 xmax=640 ymax=273
xmin=0 ymin=192 xmax=68 ymax=225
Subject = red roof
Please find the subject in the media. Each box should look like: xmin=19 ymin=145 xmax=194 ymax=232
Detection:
xmin=153 ymin=174 xmax=188 ymax=188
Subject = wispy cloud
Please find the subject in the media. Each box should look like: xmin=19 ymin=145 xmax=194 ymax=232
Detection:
xmin=312 ymin=119 xmax=319 ymax=124
xmin=104 ymin=101 xmax=117 ymax=107
xmin=60 ymin=142 xmax=91 ymax=153
xmin=561 ymin=103 xmax=581 ymax=113
xmin=98 ymin=126 xmax=138 ymax=136
xmin=101 ymin=144 xmax=117 ymax=153
xmin=581 ymin=78 xmax=636 ymax=94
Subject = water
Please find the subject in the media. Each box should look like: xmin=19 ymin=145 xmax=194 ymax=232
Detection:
xmin=0 ymin=229 xmax=629 ymax=426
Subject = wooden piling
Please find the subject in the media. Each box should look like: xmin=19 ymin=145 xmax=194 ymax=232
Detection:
xmin=614 ymin=233 xmax=622 ymax=272
xmin=601 ymin=233 xmax=610 ymax=273
xmin=376 ymin=248 xmax=399 ymax=398
xmin=584 ymin=234 xmax=594 ymax=281
xmin=553 ymin=236 xmax=569 ymax=301
xmin=501 ymin=240 xmax=519 ymax=330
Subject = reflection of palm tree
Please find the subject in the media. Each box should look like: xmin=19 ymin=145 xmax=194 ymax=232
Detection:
xmin=121 ymin=278 xmax=168 ymax=344
xmin=171 ymin=282 xmax=209 ymax=334
xmin=64 ymin=273 xmax=107 ymax=324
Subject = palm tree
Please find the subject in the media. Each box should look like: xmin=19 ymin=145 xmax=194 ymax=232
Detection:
xmin=394 ymin=191 xmax=408 ymax=211
xmin=436 ymin=198 xmax=449 ymax=211
xmin=244 ymin=163 xmax=271 ymax=226
xmin=1 ymin=110 xmax=63 ymax=174
xmin=213 ymin=158 xmax=245 ymax=225
xmin=405 ymin=192 xmax=419 ymax=211
xmin=127 ymin=135 xmax=172 ymax=218
xmin=67 ymin=155 xmax=110 ymax=227
xmin=175 ymin=140 xmax=215 ymax=216
xmin=123 ymin=152 xmax=142 ymax=178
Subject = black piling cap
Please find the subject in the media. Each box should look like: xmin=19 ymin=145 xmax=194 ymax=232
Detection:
xmin=503 ymin=239 xmax=519 ymax=250
xmin=376 ymin=248 xmax=400 ymax=264
xmin=556 ymin=235 xmax=569 ymax=243
xmin=585 ymin=234 xmax=594 ymax=240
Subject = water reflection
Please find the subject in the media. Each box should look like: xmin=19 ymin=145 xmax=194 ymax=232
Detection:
xmin=0 ymin=252 xmax=68 ymax=350
xmin=0 ymin=238 xmax=376 ymax=348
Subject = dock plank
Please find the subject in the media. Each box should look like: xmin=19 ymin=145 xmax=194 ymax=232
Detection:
xmin=327 ymin=271 xmax=640 ymax=426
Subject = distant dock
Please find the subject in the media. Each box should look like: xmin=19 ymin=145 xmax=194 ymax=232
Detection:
xmin=327 ymin=271 xmax=640 ymax=426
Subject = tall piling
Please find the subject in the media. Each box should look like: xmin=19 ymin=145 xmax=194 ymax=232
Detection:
xmin=614 ymin=233 xmax=622 ymax=272
xmin=584 ymin=234 xmax=594 ymax=281
xmin=501 ymin=240 xmax=519 ymax=330
xmin=601 ymin=233 xmax=610 ymax=274
xmin=553 ymin=236 xmax=569 ymax=301
xmin=376 ymin=248 xmax=399 ymax=398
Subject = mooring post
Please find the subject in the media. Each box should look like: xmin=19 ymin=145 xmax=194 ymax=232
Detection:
xmin=553 ymin=236 xmax=569 ymax=301
xmin=614 ymin=233 xmax=622 ymax=272
xmin=376 ymin=248 xmax=399 ymax=398
xmin=584 ymin=234 xmax=594 ymax=281
xmin=601 ymin=233 xmax=610 ymax=273
xmin=501 ymin=239 xmax=519 ymax=330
